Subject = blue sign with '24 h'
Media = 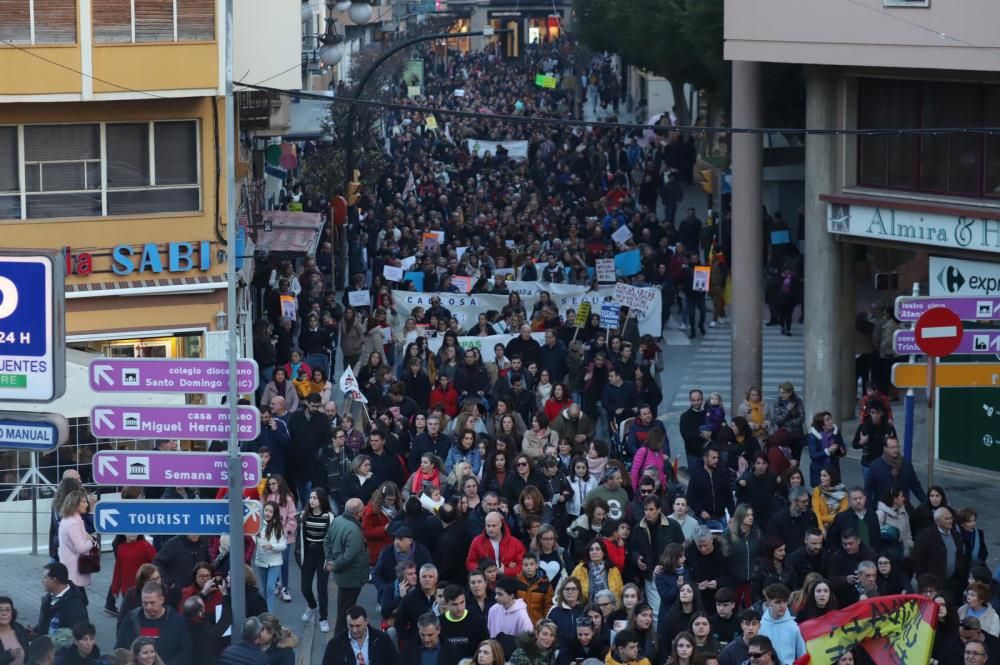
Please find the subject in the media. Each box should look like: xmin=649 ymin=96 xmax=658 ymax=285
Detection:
xmin=0 ymin=259 xmax=47 ymax=356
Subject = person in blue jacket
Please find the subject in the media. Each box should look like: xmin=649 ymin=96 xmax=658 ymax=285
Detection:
xmin=864 ymin=435 xmax=926 ymax=508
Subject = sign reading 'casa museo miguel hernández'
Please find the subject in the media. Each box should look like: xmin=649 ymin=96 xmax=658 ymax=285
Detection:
xmin=827 ymin=203 xmax=1000 ymax=253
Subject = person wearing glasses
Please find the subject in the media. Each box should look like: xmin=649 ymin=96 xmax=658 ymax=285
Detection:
xmin=555 ymin=615 xmax=608 ymax=664
xmin=740 ymin=635 xmax=778 ymax=665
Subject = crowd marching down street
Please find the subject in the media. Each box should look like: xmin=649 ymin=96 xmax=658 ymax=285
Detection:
xmin=15 ymin=37 xmax=996 ymax=665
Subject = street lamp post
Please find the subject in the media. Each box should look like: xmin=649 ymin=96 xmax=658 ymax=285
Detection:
xmin=336 ymin=28 xmax=500 ymax=291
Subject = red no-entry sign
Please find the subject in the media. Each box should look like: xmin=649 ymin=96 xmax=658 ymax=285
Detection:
xmin=914 ymin=307 xmax=964 ymax=358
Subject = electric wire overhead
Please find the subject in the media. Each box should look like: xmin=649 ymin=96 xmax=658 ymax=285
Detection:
xmin=234 ymin=80 xmax=1000 ymax=137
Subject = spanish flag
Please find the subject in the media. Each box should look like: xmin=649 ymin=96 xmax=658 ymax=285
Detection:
xmin=794 ymin=595 xmax=937 ymax=665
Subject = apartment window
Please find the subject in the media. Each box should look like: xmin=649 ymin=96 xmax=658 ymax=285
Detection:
xmin=93 ymin=0 xmax=215 ymax=43
xmin=0 ymin=121 xmax=200 ymax=220
xmin=0 ymin=0 xmax=77 ymax=44
xmin=858 ymin=78 xmax=999 ymax=199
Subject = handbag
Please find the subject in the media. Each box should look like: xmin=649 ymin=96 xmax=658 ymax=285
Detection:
xmin=78 ymin=543 xmax=101 ymax=574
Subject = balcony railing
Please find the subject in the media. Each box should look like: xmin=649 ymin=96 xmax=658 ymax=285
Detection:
xmin=237 ymin=90 xmax=273 ymax=130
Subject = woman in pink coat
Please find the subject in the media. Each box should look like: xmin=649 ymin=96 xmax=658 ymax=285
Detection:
xmin=629 ymin=429 xmax=671 ymax=490
xmin=58 ymin=489 xmax=97 ymax=589
xmin=263 ymin=474 xmax=298 ymax=602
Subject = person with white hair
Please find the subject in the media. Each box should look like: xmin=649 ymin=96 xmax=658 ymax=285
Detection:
xmin=912 ymin=506 xmax=967 ymax=596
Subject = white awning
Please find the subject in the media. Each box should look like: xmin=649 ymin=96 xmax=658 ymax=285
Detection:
xmin=0 ymin=349 xmax=185 ymax=419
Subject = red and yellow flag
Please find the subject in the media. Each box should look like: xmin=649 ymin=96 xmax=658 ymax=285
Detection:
xmin=794 ymin=594 xmax=938 ymax=665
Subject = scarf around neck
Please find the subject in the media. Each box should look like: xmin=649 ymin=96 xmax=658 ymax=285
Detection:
xmin=881 ymin=451 xmax=903 ymax=478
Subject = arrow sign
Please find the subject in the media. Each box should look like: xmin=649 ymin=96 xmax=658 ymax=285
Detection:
xmin=88 ymin=358 xmax=259 ymax=394
xmin=94 ymin=499 xmax=261 ymax=535
xmin=92 ymin=450 xmax=261 ymax=487
xmin=895 ymin=296 xmax=1000 ymax=322
xmin=893 ymin=362 xmax=1000 ymax=388
xmin=894 ymin=329 xmax=1000 ymax=356
xmin=90 ymin=405 xmax=260 ymax=441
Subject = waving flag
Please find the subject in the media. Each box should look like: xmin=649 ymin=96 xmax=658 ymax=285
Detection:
xmin=794 ymin=595 xmax=937 ymax=665
xmin=339 ymin=366 xmax=368 ymax=404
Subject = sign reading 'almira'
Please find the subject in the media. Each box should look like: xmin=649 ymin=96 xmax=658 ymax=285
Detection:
xmin=827 ymin=203 xmax=1000 ymax=253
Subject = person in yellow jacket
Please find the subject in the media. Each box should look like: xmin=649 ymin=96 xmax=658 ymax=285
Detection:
xmin=571 ymin=538 xmax=624 ymax=605
xmin=810 ymin=467 xmax=849 ymax=535
xmin=605 ymin=630 xmax=652 ymax=665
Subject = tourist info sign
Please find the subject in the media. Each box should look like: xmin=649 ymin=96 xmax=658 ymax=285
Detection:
xmin=0 ymin=252 xmax=65 ymax=401
xmin=90 ymin=405 xmax=260 ymax=441
xmin=94 ymin=499 xmax=261 ymax=535
xmin=91 ymin=450 xmax=261 ymax=487
xmin=89 ymin=358 xmax=259 ymax=394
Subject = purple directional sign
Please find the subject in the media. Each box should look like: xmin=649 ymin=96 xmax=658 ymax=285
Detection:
xmin=894 ymin=329 xmax=1000 ymax=355
xmin=92 ymin=450 xmax=261 ymax=487
xmin=89 ymin=358 xmax=258 ymax=393
xmin=90 ymin=405 xmax=260 ymax=441
xmin=895 ymin=296 xmax=1000 ymax=322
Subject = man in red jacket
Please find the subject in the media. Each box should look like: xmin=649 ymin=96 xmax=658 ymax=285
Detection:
xmin=465 ymin=511 xmax=525 ymax=578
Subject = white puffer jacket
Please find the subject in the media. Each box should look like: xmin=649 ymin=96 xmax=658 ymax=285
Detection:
xmin=876 ymin=500 xmax=913 ymax=556
xmin=254 ymin=528 xmax=287 ymax=568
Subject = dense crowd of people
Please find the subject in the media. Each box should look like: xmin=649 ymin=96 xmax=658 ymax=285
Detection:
xmin=15 ymin=38 xmax=993 ymax=665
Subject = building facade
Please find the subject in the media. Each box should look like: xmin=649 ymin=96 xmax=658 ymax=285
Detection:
xmin=724 ymin=0 xmax=1000 ymax=463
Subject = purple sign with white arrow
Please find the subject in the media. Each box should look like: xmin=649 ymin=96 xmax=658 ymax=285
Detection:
xmin=92 ymin=450 xmax=261 ymax=487
xmin=89 ymin=359 xmax=259 ymax=394
xmin=90 ymin=405 xmax=260 ymax=441
xmin=894 ymin=329 xmax=1000 ymax=355
xmin=895 ymin=296 xmax=1000 ymax=322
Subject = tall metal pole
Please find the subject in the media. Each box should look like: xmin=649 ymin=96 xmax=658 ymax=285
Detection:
xmin=224 ymin=0 xmax=246 ymax=631
xmin=903 ymin=281 xmax=919 ymax=461
xmin=339 ymin=28 xmax=498 ymax=291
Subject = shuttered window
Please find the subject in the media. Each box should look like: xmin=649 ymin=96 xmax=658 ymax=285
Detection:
xmin=33 ymin=0 xmax=77 ymax=43
xmin=0 ymin=0 xmax=76 ymax=44
xmin=93 ymin=0 xmax=214 ymax=43
xmin=0 ymin=127 xmax=19 ymax=220
xmin=177 ymin=0 xmax=214 ymax=40
xmin=3 ymin=121 xmax=200 ymax=219
xmin=93 ymin=0 xmax=132 ymax=43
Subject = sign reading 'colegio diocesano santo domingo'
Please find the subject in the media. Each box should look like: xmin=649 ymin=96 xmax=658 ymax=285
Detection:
xmin=91 ymin=450 xmax=261 ymax=487
xmin=90 ymin=405 xmax=260 ymax=441
xmin=88 ymin=358 xmax=259 ymax=394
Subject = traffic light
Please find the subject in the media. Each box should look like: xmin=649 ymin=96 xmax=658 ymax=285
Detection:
xmin=346 ymin=169 xmax=361 ymax=206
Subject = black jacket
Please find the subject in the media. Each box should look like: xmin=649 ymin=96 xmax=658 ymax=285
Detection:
xmin=0 ymin=622 xmax=30 ymax=665
xmin=679 ymin=408 xmax=707 ymax=456
xmin=556 ymin=638 xmax=609 ymax=665
xmin=54 ymin=645 xmax=103 ymax=665
xmin=363 ymin=447 xmax=406 ymax=488
xmin=827 ymin=509 xmax=881 ymax=553
xmin=153 ymin=535 xmax=211 ymax=592
xmin=338 ymin=472 xmax=379 ymax=507
xmin=409 ymin=433 xmax=454 ymax=472
xmin=630 ymin=515 xmax=685 ymax=580
xmin=116 ymin=606 xmax=193 ymax=665
xmin=218 ymin=641 xmax=269 ymax=665
xmin=685 ymin=537 xmax=734 ymax=608
xmin=765 ymin=508 xmax=819 ymax=555
xmin=287 ymin=410 xmax=330 ymax=484
xmin=400 ymin=641 xmax=464 ymax=665
xmin=396 ymin=589 xmax=436 ymax=646
xmin=686 ymin=466 xmax=734 ymax=520
xmin=322 ymin=627 xmax=398 ymax=665
xmin=782 ymin=546 xmax=829 ymax=591
xmin=36 ymin=584 xmax=89 ymax=636
xmin=436 ymin=523 xmax=472 ymax=585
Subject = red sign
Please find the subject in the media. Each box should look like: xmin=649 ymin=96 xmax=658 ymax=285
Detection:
xmin=914 ymin=307 xmax=963 ymax=357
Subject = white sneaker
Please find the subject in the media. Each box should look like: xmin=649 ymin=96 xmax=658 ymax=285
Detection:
xmin=280 ymin=587 xmax=292 ymax=602
xmin=319 ymin=620 xmax=330 ymax=633
xmin=301 ymin=608 xmax=316 ymax=622
xmin=709 ymin=321 xmax=717 ymax=328
xmin=679 ymin=322 xmax=687 ymax=330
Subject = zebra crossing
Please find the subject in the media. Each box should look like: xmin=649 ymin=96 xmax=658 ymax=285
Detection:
xmin=660 ymin=319 xmax=805 ymax=446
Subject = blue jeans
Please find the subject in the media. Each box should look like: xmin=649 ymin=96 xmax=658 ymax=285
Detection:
xmin=295 ymin=480 xmax=312 ymax=510
xmin=257 ymin=565 xmax=281 ymax=613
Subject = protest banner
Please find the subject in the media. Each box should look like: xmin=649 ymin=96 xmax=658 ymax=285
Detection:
xmin=348 ymin=291 xmax=370 ymax=307
xmin=383 ymin=265 xmax=404 ymax=282
xmin=596 ymin=259 xmax=616 ymax=284
xmin=600 ymin=303 xmax=620 ymax=330
xmin=392 ymin=283 xmax=662 ymax=337
xmin=796 ymin=594 xmax=937 ymax=665
xmin=613 ymin=283 xmax=658 ymax=314
xmin=425 ymin=115 xmax=438 ymax=130
xmin=403 ymin=272 xmax=424 ymax=290
xmin=400 ymin=255 xmax=418 ymax=270
xmin=693 ymin=266 xmax=710 ymax=292
xmin=279 ymin=294 xmax=297 ymax=320
xmin=611 ymin=225 xmax=633 ymax=246
xmin=466 ymin=139 xmax=529 ymax=161
xmin=404 ymin=331 xmax=545 ymax=363
xmin=574 ymin=302 xmax=592 ymax=327
xmin=452 ymin=275 xmax=473 ymax=293
xmin=422 ymin=233 xmax=440 ymax=252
